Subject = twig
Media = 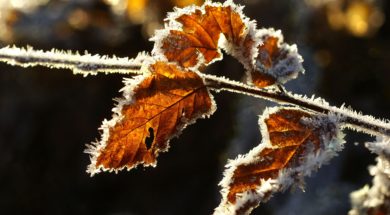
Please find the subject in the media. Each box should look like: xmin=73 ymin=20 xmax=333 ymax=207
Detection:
xmin=1 ymin=45 xmax=388 ymax=137
xmin=0 ymin=46 xmax=145 ymax=76
xmin=203 ymin=74 xmax=390 ymax=137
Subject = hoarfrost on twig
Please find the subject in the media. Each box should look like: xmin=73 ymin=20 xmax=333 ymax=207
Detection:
xmin=0 ymin=45 xmax=150 ymax=77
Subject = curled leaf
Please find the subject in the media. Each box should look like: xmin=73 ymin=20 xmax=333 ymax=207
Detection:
xmin=215 ymin=107 xmax=345 ymax=215
xmin=152 ymin=1 xmax=259 ymax=70
xmin=250 ymin=28 xmax=304 ymax=87
xmin=86 ymin=61 xmax=215 ymax=175
xmin=160 ymin=7 xmax=223 ymax=68
xmin=152 ymin=1 xmax=304 ymax=88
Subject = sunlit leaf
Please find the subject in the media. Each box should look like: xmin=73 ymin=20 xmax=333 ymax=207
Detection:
xmin=215 ymin=107 xmax=344 ymax=215
xmin=152 ymin=2 xmax=303 ymax=88
xmin=251 ymin=28 xmax=304 ymax=88
xmin=86 ymin=61 xmax=215 ymax=175
xmin=159 ymin=4 xmax=247 ymax=68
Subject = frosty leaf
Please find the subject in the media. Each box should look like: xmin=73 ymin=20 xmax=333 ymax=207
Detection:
xmin=152 ymin=1 xmax=258 ymax=70
xmin=251 ymin=28 xmax=304 ymax=87
xmin=160 ymin=6 xmax=223 ymax=68
xmin=86 ymin=61 xmax=215 ymax=175
xmin=349 ymin=155 xmax=390 ymax=215
xmin=364 ymin=135 xmax=390 ymax=159
xmin=152 ymin=1 xmax=304 ymax=89
xmin=158 ymin=4 xmax=245 ymax=68
xmin=249 ymin=69 xmax=277 ymax=88
xmin=205 ymin=5 xmax=246 ymax=46
xmin=215 ymin=107 xmax=345 ymax=215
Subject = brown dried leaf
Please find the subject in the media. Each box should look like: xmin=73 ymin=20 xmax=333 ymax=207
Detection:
xmin=251 ymin=30 xmax=304 ymax=88
xmin=250 ymin=71 xmax=277 ymax=88
xmin=228 ymin=109 xmax=319 ymax=203
xmin=257 ymin=36 xmax=280 ymax=69
xmin=160 ymin=4 xmax=246 ymax=68
xmin=88 ymin=61 xmax=214 ymax=174
xmin=206 ymin=5 xmax=246 ymax=46
xmin=152 ymin=2 xmax=304 ymax=89
xmin=215 ymin=108 xmax=343 ymax=215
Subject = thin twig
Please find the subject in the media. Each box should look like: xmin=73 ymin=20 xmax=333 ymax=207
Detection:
xmin=0 ymin=46 xmax=146 ymax=76
xmin=202 ymin=74 xmax=390 ymax=137
xmin=1 ymin=45 xmax=388 ymax=137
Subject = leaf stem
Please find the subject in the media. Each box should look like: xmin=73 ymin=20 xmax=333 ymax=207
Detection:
xmin=202 ymin=74 xmax=390 ymax=137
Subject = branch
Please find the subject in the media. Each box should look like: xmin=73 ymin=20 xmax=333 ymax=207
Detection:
xmin=0 ymin=45 xmax=388 ymax=137
xmin=202 ymin=74 xmax=390 ymax=137
xmin=0 ymin=46 xmax=147 ymax=76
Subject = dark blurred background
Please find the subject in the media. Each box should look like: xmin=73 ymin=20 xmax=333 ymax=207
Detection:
xmin=0 ymin=0 xmax=389 ymax=214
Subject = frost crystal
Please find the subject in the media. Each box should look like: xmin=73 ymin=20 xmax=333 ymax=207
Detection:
xmin=348 ymin=136 xmax=390 ymax=214
xmin=0 ymin=45 xmax=149 ymax=77
xmin=349 ymin=156 xmax=390 ymax=215
xmin=85 ymin=61 xmax=216 ymax=176
xmin=365 ymin=135 xmax=390 ymax=158
xmin=214 ymin=107 xmax=345 ymax=215
xmin=253 ymin=28 xmax=304 ymax=84
xmin=85 ymin=71 xmax=149 ymax=175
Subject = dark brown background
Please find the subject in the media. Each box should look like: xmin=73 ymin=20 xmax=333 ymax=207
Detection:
xmin=0 ymin=0 xmax=389 ymax=214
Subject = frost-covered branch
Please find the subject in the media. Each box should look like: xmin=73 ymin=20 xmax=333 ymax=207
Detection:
xmin=1 ymin=45 xmax=388 ymax=138
xmin=0 ymin=46 xmax=148 ymax=77
xmin=203 ymin=74 xmax=390 ymax=137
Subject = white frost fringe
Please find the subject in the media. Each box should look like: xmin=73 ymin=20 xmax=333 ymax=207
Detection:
xmin=349 ymin=136 xmax=390 ymax=215
xmin=214 ymin=107 xmax=345 ymax=215
xmin=151 ymin=0 xmax=256 ymax=70
xmin=84 ymin=62 xmax=217 ymax=176
xmin=253 ymin=28 xmax=305 ymax=84
xmin=150 ymin=0 xmax=305 ymax=87
xmin=349 ymin=156 xmax=390 ymax=215
xmin=84 ymin=65 xmax=150 ymax=176
xmin=0 ymin=45 xmax=149 ymax=76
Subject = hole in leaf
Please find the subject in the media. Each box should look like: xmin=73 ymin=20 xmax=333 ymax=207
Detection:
xmin=145 ymin=127 xmax=154 ymax=150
